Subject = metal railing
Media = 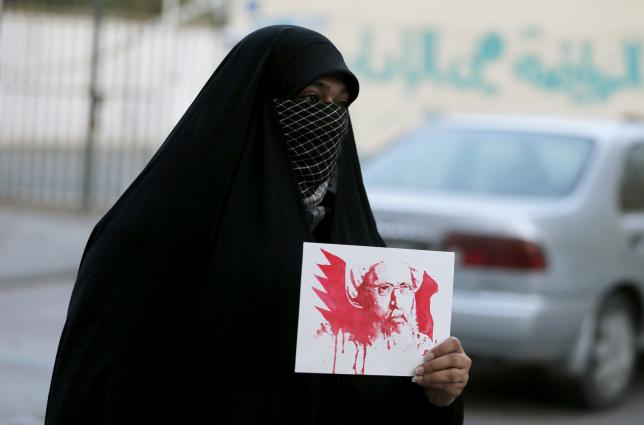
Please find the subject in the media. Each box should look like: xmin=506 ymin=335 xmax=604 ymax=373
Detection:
xmin=0 ymin=0 xmax=229 ymax=210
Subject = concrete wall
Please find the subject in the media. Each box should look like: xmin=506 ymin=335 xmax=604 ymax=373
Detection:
xmin=3 ymin=1 xmax=643 ymax=154
xmin=231 ymin=0 xmax=644 ymax=152
xmin=1 ymin=11 xmax=230 ymax=148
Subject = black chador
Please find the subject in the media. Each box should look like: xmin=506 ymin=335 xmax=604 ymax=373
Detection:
xmin=45 ymin=25 xmax=464 ymax=425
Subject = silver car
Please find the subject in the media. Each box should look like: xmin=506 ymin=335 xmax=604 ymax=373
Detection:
xmin=363 ymin=115 xmax=644 ymax=407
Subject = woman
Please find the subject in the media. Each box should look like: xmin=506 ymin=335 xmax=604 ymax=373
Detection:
xmin=45 ymin=25 xmax=470 ymax=424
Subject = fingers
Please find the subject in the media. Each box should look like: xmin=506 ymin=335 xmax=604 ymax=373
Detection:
xmin=419 ymin=352 xmax=471 ymax=374
xmin=412 ymin=365 xmax=469 ymax=404
xmin=413 ymin=336 xmax=470 ymax=384
xmin=413 ymin=367 xmax=469 ymax=388
xmin=411 ymin=336 xmax=471 ymax=403
xmin=424 ymin=336 xmax=464 ymax=360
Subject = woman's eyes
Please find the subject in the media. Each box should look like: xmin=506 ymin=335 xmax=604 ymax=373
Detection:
xmin=296 ymin=93 xmax=348 ymax=107
xmin=301 ymin=94 xmax=320 ymax=103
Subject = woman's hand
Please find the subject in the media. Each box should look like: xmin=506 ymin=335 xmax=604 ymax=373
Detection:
xmin=412 ymin=336 xmax=471 ymax=406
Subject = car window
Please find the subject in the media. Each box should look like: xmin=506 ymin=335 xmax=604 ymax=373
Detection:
xmin=363 ymin=129 xmax=593 ymax=197
xmin=620 ymin=143 xmax=644 ymax=211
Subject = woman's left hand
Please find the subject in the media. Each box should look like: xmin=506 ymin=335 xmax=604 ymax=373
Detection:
xmin=412 ymin=336 xmax=471 ymax=406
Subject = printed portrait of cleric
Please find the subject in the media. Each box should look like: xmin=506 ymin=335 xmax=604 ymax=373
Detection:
xmin=346 ymin=258 xmax=438 ymax=347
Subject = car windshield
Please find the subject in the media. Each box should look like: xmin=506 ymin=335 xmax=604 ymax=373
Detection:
xmin=363 ymin=128 xmax=593 ymax=197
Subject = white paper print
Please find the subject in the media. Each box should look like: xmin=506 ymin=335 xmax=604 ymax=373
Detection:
xmin=295 ymin=242 xmax=454 ymax=377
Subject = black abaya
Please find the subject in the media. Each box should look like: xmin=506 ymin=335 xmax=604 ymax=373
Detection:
xmin=45 ymin=25 xmax=463 ymax=424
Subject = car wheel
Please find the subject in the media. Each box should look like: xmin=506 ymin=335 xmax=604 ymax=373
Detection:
xmin=577 ymin=294 xmax=638 ymax=408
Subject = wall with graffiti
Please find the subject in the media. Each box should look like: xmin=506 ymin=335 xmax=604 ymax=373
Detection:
xmin=231 ymin=0 xmax=644 ymax=152
xmin=353 ymin=28 xmax=641 ymax=104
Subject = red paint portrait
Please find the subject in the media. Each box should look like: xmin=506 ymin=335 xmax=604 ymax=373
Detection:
xmin=314 ymin=249 xmax=439 ymax=374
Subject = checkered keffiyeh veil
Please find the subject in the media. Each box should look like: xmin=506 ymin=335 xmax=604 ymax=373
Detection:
xmin=274 ymin=99 xmax=349 ymax=226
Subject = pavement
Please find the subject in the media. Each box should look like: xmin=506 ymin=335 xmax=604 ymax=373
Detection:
xmin=1 ymin=205 xmax=643 ymax=425
xmin=0 ymin=206 xmax=99 ymax=424
xmin=0 ymin=207 xmax=99 ymax=287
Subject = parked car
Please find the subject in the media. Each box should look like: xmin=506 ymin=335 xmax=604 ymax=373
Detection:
xmin=362 ymin=115 xmax=644 ymax=407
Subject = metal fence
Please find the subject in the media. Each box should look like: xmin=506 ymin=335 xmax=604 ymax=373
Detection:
xmin=0 ymin=0 xmax=230 ymax=210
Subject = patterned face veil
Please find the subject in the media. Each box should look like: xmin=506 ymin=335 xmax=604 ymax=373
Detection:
xmin=274 ymin=98 xmax=349 ymax=226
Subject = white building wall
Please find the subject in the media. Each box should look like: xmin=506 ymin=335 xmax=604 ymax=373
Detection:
xmin=230 ymin=0 xmax=644 ymax=152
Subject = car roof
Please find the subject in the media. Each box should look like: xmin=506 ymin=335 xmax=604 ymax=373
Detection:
xmin=415 ymin=114 xmax=644 ymax=145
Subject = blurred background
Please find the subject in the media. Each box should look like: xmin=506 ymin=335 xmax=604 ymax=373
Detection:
xmin=1 ymin=0 xmax=643 ymax=424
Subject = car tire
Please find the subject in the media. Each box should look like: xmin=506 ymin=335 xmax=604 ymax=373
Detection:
xmin=575 ymin=294 xmax=638 ymax=408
